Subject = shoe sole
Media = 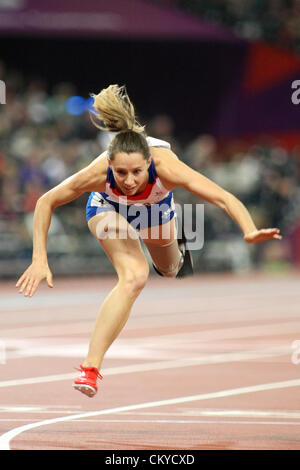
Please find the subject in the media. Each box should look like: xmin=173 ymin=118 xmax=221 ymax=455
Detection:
xmin=73 ymin=383 xmax=97 ymax=398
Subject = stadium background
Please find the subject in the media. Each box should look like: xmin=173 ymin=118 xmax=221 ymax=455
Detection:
xmin=1 ymin=0 xmax=300 ymax=279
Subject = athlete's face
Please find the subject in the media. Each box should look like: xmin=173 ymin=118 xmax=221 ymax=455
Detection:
xmin=109 ymin=152 xmax=151 ymax=196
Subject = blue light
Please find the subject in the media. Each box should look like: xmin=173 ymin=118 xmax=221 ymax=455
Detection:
xmin=65 ymin=96 xmax=94 ymax=115
xmin=85 ymin=96 xmax=95 ymax=112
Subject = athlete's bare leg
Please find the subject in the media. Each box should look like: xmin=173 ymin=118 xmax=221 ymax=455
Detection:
xmin=83 ymin=211 xmax=149 ymax=370
xmin=141 ymin=218 xmax=183 ymax=278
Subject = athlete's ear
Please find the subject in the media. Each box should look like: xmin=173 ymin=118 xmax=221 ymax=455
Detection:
xmin=147 ymin=155 xmax=152 ymax=167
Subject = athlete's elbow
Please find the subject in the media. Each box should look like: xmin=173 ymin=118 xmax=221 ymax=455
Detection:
xmin=36 ymin=191 xmax=55 ymax=211
xmin=212 ymin=190 xmax=235 ymax=211
xmin=218 ymin=191 xmax=240 ymax=212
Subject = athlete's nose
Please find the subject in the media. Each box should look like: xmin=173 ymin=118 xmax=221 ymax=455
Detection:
xmin=125 ymin=175 xmax=135 ymax=186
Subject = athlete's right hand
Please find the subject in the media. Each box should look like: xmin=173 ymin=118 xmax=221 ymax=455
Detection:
xmin=16 ymin=262 xmax=53 ymax=297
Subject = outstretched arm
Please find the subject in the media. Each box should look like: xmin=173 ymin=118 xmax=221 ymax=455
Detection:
xmin=16 ymin=154 xmax=108 ymax=297
xmin=155 ymin=148 xmax=282 ymax=243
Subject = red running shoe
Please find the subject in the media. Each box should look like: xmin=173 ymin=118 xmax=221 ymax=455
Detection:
xmin=73 ymin=365 xmax=103 ymax=398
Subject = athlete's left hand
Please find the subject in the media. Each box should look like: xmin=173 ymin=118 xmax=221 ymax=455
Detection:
xmin=244 ymin=228 xmax=282 ymax=243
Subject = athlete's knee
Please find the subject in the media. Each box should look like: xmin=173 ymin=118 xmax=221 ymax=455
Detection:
xmin=120 ymin=265 xmax=149 ymax=296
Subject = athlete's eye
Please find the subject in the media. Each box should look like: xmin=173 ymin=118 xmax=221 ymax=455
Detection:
xmin=134 ymin=170 xmax=141 ymax=174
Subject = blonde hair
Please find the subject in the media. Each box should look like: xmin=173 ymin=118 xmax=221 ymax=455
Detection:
xmin=90 ymin=84 xmax=145 ymax=134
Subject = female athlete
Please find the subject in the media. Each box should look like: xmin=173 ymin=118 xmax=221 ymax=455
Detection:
xmin=16 ymin=84 xmax=282 ymax=398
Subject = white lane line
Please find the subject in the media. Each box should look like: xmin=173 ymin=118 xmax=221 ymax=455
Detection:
xmin=43 ymin=418 xmax=300 ymax=426
xmin=1 ymin=378 xmax=300 ymax=450
xmin=121 ymin=409 xmax=300 ymax=419
xmin=0 ymin=372 xmax=77 ymax=388
xmin=1 ymin=418 xmax=300 ymax=426
xmin=0 ymin=345 xmax=291 ymax=388
xmin=2 ymin=407 xmax=300 ymax=420
xmin=1 ymin=407 xmax=300 ymax=420
xmin=0 ymin=406 xmax=81 ymax=414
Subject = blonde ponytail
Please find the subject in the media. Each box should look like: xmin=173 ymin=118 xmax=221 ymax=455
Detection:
xmin=90 ymin=84 xmax=145 ymax=134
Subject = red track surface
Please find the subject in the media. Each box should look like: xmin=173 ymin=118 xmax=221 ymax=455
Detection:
xmin=0 ymin=271 xmax=300 ymax=450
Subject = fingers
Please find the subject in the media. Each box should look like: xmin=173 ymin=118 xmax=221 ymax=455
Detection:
xmin=17 ymin=275 xmax=30 ymax=295
xmin=15 ymin=272 xmax=26 ymax=289
xmin=17 ymin=275 xmax=39 ymax=297
xmin=15 ymin=266 xmax=53 ymax=297
xmin=24 ymin=279 xmax=34 ymax=297
xmin=24 ymin=278 xmax=40 ymax=297
xmin=260 ymin=228 xmax=280 ymax=235
xmin=16 ymin=268 xmax=32 ymax=294
xmin=47 ymin=272 xmax=53 ymax=288
xmin=265 ymin=228 xmax=282 ymax=240
xmin=244 ymin=228 xmax=282 ymax=243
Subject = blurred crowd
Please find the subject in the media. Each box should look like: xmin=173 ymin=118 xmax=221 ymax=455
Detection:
xmin=176 ymin=0 xmax=300 ymax=55
xmin=1 ymin=58 xmax=300 ymax=278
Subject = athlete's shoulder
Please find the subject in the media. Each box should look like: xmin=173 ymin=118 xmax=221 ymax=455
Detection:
xmin=149 ymin=145 xmax=183 ymax=190
xmin=146 ymin=136 xmax=171 ymax=149
xmin=87 ymin=150 xmax=109 ymax=174
xmin=150 ymin=145 xmax=180 ymax=166
xmin=75 ymin=150 xmax=108 ymax=192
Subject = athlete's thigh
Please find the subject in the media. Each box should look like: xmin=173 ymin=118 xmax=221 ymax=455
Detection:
xmin=140 ymin=217 xmax=177 ymax=247
xmin=88 ymin=211 xmax=148 ymax=274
